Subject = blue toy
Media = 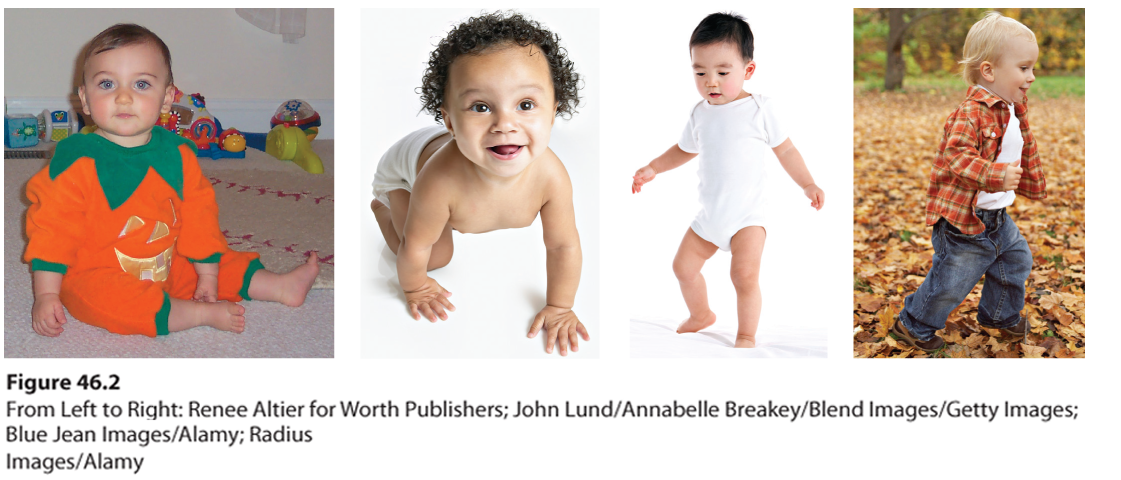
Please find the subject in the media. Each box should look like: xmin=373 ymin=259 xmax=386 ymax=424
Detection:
xmin=5 ymin=114 xmax=39 ymax=148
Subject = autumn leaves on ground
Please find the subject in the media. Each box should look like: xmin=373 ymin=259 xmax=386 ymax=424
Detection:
xmin=853 ymin=90 xmax=1085 ymax=358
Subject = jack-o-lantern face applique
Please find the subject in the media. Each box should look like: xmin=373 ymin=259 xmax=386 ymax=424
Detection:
xmin=114 ymin=246 xmax=173 ymax=281
xmin=113 ymin=207 xmax=177 ymax=281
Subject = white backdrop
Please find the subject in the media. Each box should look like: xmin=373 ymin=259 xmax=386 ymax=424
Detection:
xmin=360 ymin=9 xmax=600 ymax=358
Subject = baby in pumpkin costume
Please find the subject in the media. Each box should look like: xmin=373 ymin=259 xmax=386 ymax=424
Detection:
xmin=26 ymin=24 xmax=318 ymax=337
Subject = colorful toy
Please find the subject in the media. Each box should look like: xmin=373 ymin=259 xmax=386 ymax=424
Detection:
xmin=264 ymin=124 xmax=323 ymax=174
xmin=38 ymin=109 xmax=79 ymax=142
xmin=160 ymin=88 xmax=247 ymax=159
xmin=270 ymin=99 xmax=321 ymax=140
xmin=242 ymin=99 xmax=324 ymax=174
xmin=219 ymin=128 xmax=246 ymax=152
xmin=5 ymin=114 xmax=39 ymax=148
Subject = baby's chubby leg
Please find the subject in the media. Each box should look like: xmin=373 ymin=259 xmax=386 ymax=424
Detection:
xmin=371 ymin=198 xmax=402 ymax=253
xmin=729 ymin=226 xmax=766 ymax=348
xmin=673 ymin=228 xmax=719 ymax=334
xmin=372 ymin=190 xmax=453 ymax=271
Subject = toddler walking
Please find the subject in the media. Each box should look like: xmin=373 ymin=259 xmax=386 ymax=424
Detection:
xmin=632 ymin=13 xmax=824 ymax=348
xmin=892 ymin=12 xmax=1046 ymax=352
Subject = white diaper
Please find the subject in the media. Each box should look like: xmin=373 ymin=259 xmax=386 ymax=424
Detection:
xmin=372 ymin=125 xmax=448 ymax=207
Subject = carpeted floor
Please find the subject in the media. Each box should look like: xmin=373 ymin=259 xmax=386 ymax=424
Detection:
xmin=4 ymin=140 xmax=334 ymax=357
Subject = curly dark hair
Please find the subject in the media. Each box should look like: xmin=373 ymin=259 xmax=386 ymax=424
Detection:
xmin=418 ymin=11 xmax=581 ymax=123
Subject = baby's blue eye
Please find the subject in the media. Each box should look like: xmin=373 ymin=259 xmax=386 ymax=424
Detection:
xmin=470 ymin=103 xmax=490 ymax=113
xmin=134 ymin=80 xmax=151 ymax=90
xmin=97 ymin=80 xmax=115 ymax=90
xmin=517 ymin=100 xmax=535 ymax=111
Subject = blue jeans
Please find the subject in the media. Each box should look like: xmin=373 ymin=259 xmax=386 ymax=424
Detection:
xmin=899 ymin=208 xmax=1031 ymax=341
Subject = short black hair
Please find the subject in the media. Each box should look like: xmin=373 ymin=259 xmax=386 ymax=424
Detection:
xmin=419 ymin=11 xmax=581 ymax=123
xmin=689 ymin=12 xmax=753 ymax=61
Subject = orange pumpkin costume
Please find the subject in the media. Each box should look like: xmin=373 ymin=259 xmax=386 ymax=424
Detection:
xmin=24 ymin=128 xmax=262 ymax=336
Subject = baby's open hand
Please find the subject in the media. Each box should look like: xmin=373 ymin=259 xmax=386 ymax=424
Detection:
xmin=1002 ymin=160 xmax=1023 ymax=191
xmin=193 ymin=274 xmax=219 ymax=302
xmin=527 ymin=305 xmax=590 ymax=356
xmin=632 ymin=165 xmax=657 ymax=194
xmin=803 ymin=183 xmax=824 ymax=210
xmin=404 ymin=276 xmax=455 ymax=322
xmin=31 ymin=293 xmax=67 ymax=337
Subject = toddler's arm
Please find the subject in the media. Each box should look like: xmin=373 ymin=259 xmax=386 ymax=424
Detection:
xmin=773 ymin=138 xmax=824 ymax=210
xmin=941 ymin=111 xmax=1020 ymax=194
xmin=192 ymin=262 xmax=219 ymax=302
xmin=31 ymin=271 xmax=66 ymax=337
xmin=527 ymin=169 xmax=588 ymax=356
xmin=397 ymin=184 xmax=455 ymax=322
xmin=632 ymin=145 xmax=698 ymax=193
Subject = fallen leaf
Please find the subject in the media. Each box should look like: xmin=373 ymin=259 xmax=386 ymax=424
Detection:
xmin=1021 ymin=344 xmax=1047 ymax=358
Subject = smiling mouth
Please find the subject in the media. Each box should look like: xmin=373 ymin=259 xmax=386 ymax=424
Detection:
xmin=487 ymin=145 xmax=523 ymax=160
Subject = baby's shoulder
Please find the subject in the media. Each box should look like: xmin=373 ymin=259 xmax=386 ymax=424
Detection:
xmin=530 ymin=149 xmax=572 ymax=194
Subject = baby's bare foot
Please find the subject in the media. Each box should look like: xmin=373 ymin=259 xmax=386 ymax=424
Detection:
xmin=734 ymin=333 xmax=756 ymax=348
xmin=677 ymin=310 xmax=716 ymax=334
xmin=277 ymin=253 xmax=320 ymax=307
xmin=201 ymin=302 xmax=246 ymax=333
xmin=169 ymin=298 xmax=245 ymax=333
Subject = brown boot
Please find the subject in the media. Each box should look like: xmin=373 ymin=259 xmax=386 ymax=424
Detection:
xmin=889 ymin=317 xmax=946 ymax=353
xmin=997 ymin=318 xmax=1028 ymax=340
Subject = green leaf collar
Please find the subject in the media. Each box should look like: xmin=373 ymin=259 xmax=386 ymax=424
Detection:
xmin=49 ymin=127 xmax=197 ymax=210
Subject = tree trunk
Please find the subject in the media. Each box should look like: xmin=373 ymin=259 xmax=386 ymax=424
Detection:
xmin=885 ymin=9 xmax=906 ymax=91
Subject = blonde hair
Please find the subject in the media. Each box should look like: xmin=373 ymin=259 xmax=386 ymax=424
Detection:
xmin=960 ymin=12 xmax=1036 ymax=84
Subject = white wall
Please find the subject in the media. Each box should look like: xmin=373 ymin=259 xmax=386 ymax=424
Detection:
xmin=4 ymin=8 xmax=334 ymax=137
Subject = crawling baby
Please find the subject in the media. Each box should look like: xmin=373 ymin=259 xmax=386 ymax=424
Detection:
xmin=371 ymin=11 xmax=589 ymax=356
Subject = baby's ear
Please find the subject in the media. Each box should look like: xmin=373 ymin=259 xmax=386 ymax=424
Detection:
xmin=161 ymin=84 xmax=175 ymax=113
xmin=77 ymin=85 xmax=91 ymax=116
xmin=744 ymin=60 xmax=757 ymax=80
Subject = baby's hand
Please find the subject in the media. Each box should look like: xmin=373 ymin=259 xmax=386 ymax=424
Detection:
xmin=1002 ymin=160 xmax=1023 ymax=191
xmin=404 ymin=277 xmax=455 ymax=322
xmin=527 ymin=305 xmax=590 ymax=356
xmin=803 ymin=184 xmax=824 ymax=210
xmin=193 ymin=274 xmax=219 ymax=302
xmin=31 ymin=293 xmax=67 ymax=337
xmin=632 ymin=165 xmax=657 ymax=193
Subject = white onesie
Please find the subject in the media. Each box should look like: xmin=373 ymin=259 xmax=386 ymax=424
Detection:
xmin=372 ymin=125 xmax=448 ymax=207
xmin=678 ymin=94 xmax=787 ymax=251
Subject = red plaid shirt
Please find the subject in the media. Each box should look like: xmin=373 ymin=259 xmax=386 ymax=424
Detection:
xmin=925 ymin=85 xmax=1046 ymax=234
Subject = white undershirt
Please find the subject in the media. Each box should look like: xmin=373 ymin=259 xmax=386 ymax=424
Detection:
xmin=974 ymin=85 xmax=1022 ymax=210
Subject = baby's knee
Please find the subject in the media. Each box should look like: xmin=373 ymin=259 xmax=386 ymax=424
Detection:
xmin=730 ymin=267 xmax=760 ymax=291
xmin=672 ymin=257 xmax=700 ymax=282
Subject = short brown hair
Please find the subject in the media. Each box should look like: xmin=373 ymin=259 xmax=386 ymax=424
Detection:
xmin=81 ymin=23 xmax=173 ymax=85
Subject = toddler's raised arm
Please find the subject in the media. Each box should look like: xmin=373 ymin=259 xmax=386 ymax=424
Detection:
xmin=632 ymin=145 xmax=698 ymax=193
